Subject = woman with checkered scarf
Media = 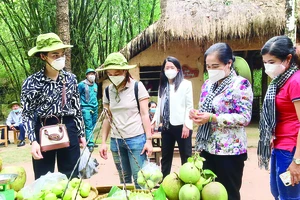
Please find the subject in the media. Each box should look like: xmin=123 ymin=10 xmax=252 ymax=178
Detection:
xmin=189 ymin=43 xmax=253 ymax=200
xmin=257 ymin=36 xmax=300 ymax=200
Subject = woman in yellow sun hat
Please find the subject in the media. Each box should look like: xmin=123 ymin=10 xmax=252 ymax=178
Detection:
xmin=98 ymin=52 xmax=153 ymax=189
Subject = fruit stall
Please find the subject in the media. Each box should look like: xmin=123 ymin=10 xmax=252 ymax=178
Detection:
xmin=0 ymin=109 xmax=229 ymax=200
xmin=0 ymin=151 xmax=229 ymax=200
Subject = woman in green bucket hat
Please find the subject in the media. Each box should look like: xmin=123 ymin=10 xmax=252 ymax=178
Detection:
xmin=21 ymin=33 xmax=86 ymax=180
xmin=98 ymin=52 xmax=153 ymax=189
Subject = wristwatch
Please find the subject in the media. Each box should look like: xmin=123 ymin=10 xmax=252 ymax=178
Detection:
xmin=293 ymin=158 xmax=300 ymax=164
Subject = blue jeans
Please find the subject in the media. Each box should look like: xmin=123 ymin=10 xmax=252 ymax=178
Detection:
xmin=270 ymin=148 xmax=300 ymax=200
xmin=110 ymin=134 xmax=147 ymax=189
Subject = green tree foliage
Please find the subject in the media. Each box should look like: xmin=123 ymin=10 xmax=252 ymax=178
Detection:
xmin=0 ymin=0 xmax=161 ymax=103
xmin=0 ymin=0 xmax=56 ymax=103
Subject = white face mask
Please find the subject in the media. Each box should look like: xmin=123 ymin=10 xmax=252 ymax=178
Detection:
xmin=165 ymin=69 xmax=178 ymax=80
xmin=50 ymin=56 xmax=66 ymax=71
xmin=264 ymin=63 xmax=285 ymax=79
xmin=207 ymin=69 xmax=226 ymax=83
xmin=109 ymin=75 xmax=125 ymax=86
xmin=87 ymin=74 xmax=96 ymax=82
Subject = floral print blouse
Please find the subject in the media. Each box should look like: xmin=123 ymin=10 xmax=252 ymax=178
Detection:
xmin=199 ymin=75 xmax=253 ymax=155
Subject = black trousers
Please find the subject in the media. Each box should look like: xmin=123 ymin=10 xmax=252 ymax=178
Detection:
xmin=201 ymin=150 xmax=247 ymax=200
xmin=33 ymin=116 xmax=80 ymax=180
xmin=161 ymin=124 xmax=192 ymax=178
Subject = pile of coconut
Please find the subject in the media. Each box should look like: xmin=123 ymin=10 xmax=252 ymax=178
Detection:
xmin=161 ymin=152 xmax=228 ymax=200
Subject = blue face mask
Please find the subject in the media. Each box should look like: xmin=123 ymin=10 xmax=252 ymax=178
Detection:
xmin=150 ymin=108 xmax=156 ymax=114
xmin=13 ymin=109 xmax=21 ymax=113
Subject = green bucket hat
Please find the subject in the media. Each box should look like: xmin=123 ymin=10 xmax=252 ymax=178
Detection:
xmin=86 ymin=68 xmax=96 ymax=75
xmin=96 ymin=52 xmax=136 ymax=71
xmin=28 ymin=33 xmax=73 ymax=57
xmin=9 ymin=101 xmax=20 ymax=108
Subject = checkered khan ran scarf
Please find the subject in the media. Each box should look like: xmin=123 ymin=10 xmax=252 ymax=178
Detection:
xmin=258 ymin=64 xmax=298 ymax=170
xmin=162 ymin=83 xmax=170 ymax=131
xmin=195 ymin=69 xmax=235 ymax=151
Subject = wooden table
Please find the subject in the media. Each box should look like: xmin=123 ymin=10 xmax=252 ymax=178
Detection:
xmin=0 ymin=125 xmax=8 ymax=147
xmin=151 ymin=132 xmax=162 ymax=147
xmin=149 ymin=132 xmax=197 ymax=165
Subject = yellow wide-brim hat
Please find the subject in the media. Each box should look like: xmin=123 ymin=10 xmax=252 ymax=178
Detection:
xmin=28 ymin=33 xmax=73 ymax=57
xmin=96 ymin=52 xmax=136 ymax=71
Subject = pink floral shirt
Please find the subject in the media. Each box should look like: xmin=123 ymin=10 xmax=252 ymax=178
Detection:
xmin=199 ymin=75 xmax=253 ymax=155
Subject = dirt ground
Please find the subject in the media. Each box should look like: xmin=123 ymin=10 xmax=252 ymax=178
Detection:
xmin=1 ymin=144 xmax=273 ymax=200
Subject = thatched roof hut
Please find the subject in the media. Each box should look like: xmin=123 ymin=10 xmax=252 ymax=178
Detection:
xmin=121 ymin=0 xmax=298 ymax=59
xmin=115 ymin=0 xmax=299 ymax=113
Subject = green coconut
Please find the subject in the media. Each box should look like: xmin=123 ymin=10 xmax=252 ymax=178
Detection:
xmin=201 ymin=181 xmax=228 ymax=200
xmin=0 ymin=166 xmax=26 ymax=192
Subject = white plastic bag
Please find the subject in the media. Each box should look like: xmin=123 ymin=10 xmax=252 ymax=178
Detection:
xmin=137 ymin=160 xmax=163 ymax=189
xmin=78 ymin=147 xmax=98 ymax=179
xmin=20 ymin=172 xmax=67 ymax=199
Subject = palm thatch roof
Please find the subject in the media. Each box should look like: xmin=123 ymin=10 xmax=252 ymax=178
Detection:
xmin=121 ymin=0 xmax=299 ymax=60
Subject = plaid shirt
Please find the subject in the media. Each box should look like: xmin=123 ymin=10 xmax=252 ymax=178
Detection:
xmin=21 ymin=68 xmax=84 ymax=142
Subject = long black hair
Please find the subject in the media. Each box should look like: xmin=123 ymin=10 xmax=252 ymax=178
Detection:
xmin=261 ymin=35 xmax=299 ymax=67
xmin=158 ymin=56 xmax=184 ymax=98
xmin=204 ymin=43 xmax=235 ymax=68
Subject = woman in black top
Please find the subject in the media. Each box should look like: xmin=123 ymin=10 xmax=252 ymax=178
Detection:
xmin=21 ymin=33 xmax=86 ymax=179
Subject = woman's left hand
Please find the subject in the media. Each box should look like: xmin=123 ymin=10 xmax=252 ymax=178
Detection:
xmin=181 ymin=125 xmax=190 ymax=139
xmin=141 ymin=140 xmax=153 ymax=157
xmin=79 ymin=137 xmax=87 ymax=148
xmin=287 ymin=161 xmax=300 ymax=186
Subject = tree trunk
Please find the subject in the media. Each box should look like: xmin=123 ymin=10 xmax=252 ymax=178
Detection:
xmin=285 ymin=0 xmax=297 ymax=44
xmin=56 ymin=0 xmax=72 ymax=72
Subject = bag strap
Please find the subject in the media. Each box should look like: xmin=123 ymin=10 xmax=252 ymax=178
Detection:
xmin=105 ymin=86 xmax=110 ymax=101
xmin=62 ymin=77 xmax=66 ymax=108
xmin=61 ymin=74 xmax=66 ymax=124
xmin=134 ymin=81 xmax=140 ymax=113
xmin=105 ymin=82 xmax=139 ymax=112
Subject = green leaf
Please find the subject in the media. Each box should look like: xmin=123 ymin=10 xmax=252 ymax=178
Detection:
xmin=107 ymin=186 xmax=122 ymax=197
xmin=187 ymin=157 xmax=194 ymax=163
xmin=202 ymin=169 xmax=217 ymax=179
xmin=152 ymin=185 xmax=167 ymax=200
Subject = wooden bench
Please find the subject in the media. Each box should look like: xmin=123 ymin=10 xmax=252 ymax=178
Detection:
xmin=149 ymin=147 xmax=161 ymax=166
xmin=150 ymin=132 xmax=197 ymax=165
xmin=0 ymin=125 xmax=8 ymax=147
xmin=8 ymin=129 xmax=28 ymax=144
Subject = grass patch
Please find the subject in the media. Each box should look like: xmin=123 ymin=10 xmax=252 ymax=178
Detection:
xmin=0 ymin=144 xmax=32 ymax=165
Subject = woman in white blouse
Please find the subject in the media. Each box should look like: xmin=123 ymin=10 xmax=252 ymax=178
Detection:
xmin=151 ymin=56 xmax=193 ymax=178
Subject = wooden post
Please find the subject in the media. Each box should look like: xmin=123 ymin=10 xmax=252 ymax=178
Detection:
xmin=56 ymin=0 xmax=72 ymax=72
xmin=285 ymin=0 xmax=297 ymax=43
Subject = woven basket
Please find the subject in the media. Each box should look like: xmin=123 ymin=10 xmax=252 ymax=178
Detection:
xmin=83 ymin=187 xmax=98 ymax=200
xmin=95 ymin=189 xmax=152 ymax=200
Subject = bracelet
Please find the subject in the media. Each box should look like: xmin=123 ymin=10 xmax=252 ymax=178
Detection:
xmin=209 ymin=113 xmax=213 ymax=122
